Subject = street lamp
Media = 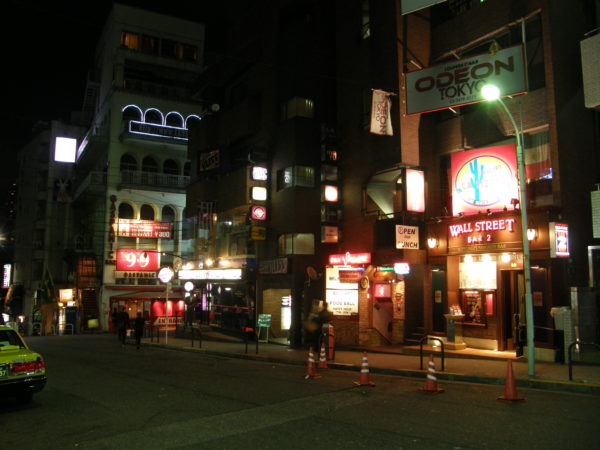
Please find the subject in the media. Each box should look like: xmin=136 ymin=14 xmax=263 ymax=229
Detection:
xmin=157 ymin=266 xmax=175 ymax=345
xmin=481 ymin=84 xmax=535 ymax=376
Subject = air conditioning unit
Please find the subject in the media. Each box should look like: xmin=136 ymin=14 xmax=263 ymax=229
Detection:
xmin=581 ymin=32 xmax=600 ymax=109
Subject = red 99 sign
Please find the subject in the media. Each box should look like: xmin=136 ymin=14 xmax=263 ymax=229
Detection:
xmin=116 ymin=249 xmax=159 ymax=271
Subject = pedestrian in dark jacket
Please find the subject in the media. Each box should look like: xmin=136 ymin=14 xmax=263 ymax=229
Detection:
xmin=133 ymin=312 xmax=145 ymax=349
xmin=116 ymin=307 xmax=130 ymax=346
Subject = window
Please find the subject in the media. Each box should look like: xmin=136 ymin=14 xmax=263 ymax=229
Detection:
xmin=120 ymin=154 xmax=137 ymax=172
xmin=121 ymin=31 xmax=139 ymax=50
xmin=277 ymin=166 xmax=315 ymax=190
xmin=281 ymin=97 xmax=314 ymax=120
xmin=162 ymin=205 xmax=175 ymax=222
xmin=278 ymin=233 xmax=315 ymax=255
xmin=183 ymin=162 xmax=191 ymax=176
xmin=140 ymin=35 xmax=158 ymax=55
xmin=142 ymin=157 xmax=158 ymax=173
xmin=118 ymin=203 xmax=134 ymax=219
xmin=161 ymin=39 xmax=178 ymax=58
xmin=180 ymin=44 xmax=198 ymax=62
xmin=361 ymin=0 xmax=371 ymax=39
xmin=182 ymin=207 xmax=193 ymax=240
xmin=140 ymin=204 xmax=155 ymax=221
xmin=163 ymin=159 xmax=179 ymax=175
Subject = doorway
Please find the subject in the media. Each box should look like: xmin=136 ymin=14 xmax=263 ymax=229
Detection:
xmin=431 ymin=267 xmax=446 ymax=333
xmin=500 ymin=270 xmax=525 ymax=352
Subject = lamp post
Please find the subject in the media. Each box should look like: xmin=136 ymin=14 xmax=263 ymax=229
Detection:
xmin=157 ymin=266 xmax=175 ymax=345
xmin=481 ymin=84 xmax=535 ymax=376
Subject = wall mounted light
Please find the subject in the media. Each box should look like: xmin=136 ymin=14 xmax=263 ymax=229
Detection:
xmin=501 ymin=253 xmax=511 ymax=263
xmin=527 ymin=228 xmax=537 ymax=241
xmin=427 ymin=237 xmax=438 ymax=249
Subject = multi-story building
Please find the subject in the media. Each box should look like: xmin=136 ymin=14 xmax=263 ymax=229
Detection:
xmin=71 ymin=4 xmax=205 ymax=331
xmin=12 ymin=119 xmax=85 ymax=332
xmin=186 ymin=0 xmax=599 ymax=360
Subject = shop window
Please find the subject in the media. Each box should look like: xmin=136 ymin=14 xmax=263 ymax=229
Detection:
xmin=278 ymin=233 xmax=314 ymax=255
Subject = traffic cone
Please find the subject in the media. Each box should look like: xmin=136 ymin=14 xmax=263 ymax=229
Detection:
xmin=304 ymin=346 xmax=321 ymax=379
xmin=318 ymin=342 xmax=328 ymax=369
xmin=497 ymin=360 xmax=525 ymax=403
xmin=353 ymin=352 xmax=375 ymax=386
xmin=418 ymin=354 xmax=444 ymax=394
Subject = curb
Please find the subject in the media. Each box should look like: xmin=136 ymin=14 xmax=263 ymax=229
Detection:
xmin=142 ymin=342 xmax=600 ymax=395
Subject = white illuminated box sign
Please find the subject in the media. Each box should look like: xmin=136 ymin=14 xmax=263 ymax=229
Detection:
xmin=178 ymin=268 xmax=243 ymax=280
xmin=251 ymin=186 xmax=268 ymax=201
xmin=55 ymin=137 xmax=77 ymax=163
xmin=323 ymin=185 xmax=339 ymax=202
xmin=406 ymin=169 xmax=425 ymax=212
xmin=252 ymin=166 xmax=268 ymax=181
xmin=549 ymin=222 xmax=570 ymax=258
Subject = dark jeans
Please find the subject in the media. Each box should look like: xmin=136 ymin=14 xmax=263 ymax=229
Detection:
xmin=135 ymin=331 xmax=143 ymax=347
xmin=118 ymin=327 xmax=127 ymax=344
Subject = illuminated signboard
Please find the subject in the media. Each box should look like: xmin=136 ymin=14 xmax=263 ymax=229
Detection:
xmin=59 ymin=289 xmax=74 ymax=302
xmin=55 ymin=137 xmax=77 ymax=163
xmin=251 ymin=186 xmax=267 ymax=201
xmin=178 ymin=268 xmax=243 ymax=280
xmin=374 ymin=283 xmax=391 ymax=298
xmin=396 ymin=225 xmax=420 ymax=249
xmin=338 ymin=268 xmax=363 ymax=283
xmin=405 ymin=45 xmax=526 ymax=115
xmin=251 ymin=205 xmax=267 ymax=221
xmin=406 ymin=169 xmax=425 ymax=212
xmin=447 ymin=217 xmax=521 ymax=253
xmin=323 ymin=185 xmax=339 ymax=202
xmin=328 ymin=252 xmax=371 ymax=266
xmin=116 ymin=219 xmax=173 ymax=239
xmin=252 ymin=166 xmax=268 ymax=181
xmin=549 ymin=222 xmax=569 ymax=258
xmin=451 ymin=145 xmax=518 ymax=216
xmin=3 ymin=264 xmax=11 ymax=288
xmin=326 ymin=289 xmax=359 ymax=316
xmin=394 ymin=262 xmax=410 ymax=275
xmin=116 ymin=249 xmax=159 ymax=271
xmin=129 ymin=121 xmax=188 ymax=140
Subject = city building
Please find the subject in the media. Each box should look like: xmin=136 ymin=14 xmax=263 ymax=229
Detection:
xmin=186 ymin=0 xmax=599 ymax=359
xmin=69 ymin=4 xmax=205 ymax=331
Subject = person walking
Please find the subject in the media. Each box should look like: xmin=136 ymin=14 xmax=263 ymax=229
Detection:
xmin=133 ymin=312 xmax=145 ymax=349
xmin=116 ymin=306 xmax=130 ymax=346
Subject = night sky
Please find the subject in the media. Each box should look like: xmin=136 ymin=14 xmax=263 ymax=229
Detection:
xmin=0 ymin=0 xmax=223 ymax=216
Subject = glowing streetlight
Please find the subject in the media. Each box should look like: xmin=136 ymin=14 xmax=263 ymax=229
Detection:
xmin=482 ymin=83 xmax=535 ymax=376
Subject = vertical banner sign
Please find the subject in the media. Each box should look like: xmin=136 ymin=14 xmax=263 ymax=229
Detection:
xmin=406 ymin=169 xmax=425 ymax=212
xmin=370 ymin=89 xmax=394 ymax=136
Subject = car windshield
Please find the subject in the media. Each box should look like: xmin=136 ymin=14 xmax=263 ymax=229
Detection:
xmin=0 ymin=329 xmax=26 ymax=348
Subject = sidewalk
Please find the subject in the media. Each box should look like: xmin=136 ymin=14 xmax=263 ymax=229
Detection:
xmin=140 ymin=331 xmax=600 ymax=395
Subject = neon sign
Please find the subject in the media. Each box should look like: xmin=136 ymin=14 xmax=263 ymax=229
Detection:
xmin=449 ymin=218 xmax=516 ymax=237
xmin=451 ymin=145 xmax=518 ymax=215
xmin=328 ymin=252 xmax=371 ymax=266
xmin=550 ymin=222 xmax=569 ymax=258
xmin=116 ymin=249 xmax=159 ymax=271
xmin=129 ymin=121 xmax=188 ymax=140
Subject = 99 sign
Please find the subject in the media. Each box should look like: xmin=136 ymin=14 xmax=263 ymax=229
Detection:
xmin=116 ymin=249 xmax=159 ymax=271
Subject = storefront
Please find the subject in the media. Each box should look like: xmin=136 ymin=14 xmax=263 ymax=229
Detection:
xmin=178 ymin=267 xmax=255 ymax=331
xmin=109 ymin=287 xmax=185 ymax=332
xmin=324 ymin=252 xmax=419 ymax=346
xmin=427 ymin=210 xmax=566 ymax=357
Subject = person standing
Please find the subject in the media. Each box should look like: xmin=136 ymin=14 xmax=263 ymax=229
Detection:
xmin=116 ymin=306 xmax=130 ymax=346
xmin=133 ymin=312 xmax=145 ymax=349
xmin=111 ymin=307 xmax=119 ymax=334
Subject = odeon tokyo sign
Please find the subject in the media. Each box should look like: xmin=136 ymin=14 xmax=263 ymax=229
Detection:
xmin=405 ymin=45 xmax=526 ymax=115
xmin=122 ymin=105 xmax=200 ymax=141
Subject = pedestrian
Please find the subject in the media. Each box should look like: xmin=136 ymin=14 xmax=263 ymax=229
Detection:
xmin=133 ymin=312 xmax=145 ymax=349
xmin=111 ymin=307 xmax=119 ymax=334
xmin=116 ymin=306 xmax=130 ymax=346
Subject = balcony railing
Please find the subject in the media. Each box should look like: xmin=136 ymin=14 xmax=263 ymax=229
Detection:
xmin=119 ymin=170 xmax=190 ymax=190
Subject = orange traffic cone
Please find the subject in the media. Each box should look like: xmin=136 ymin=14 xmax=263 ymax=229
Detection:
xmin=353 ymin=352 xmax=375 ymax=386
xmin=318 ymin=342 xmax=328 ymax=369
xmin=418 ymin=354 xmax=444 ymax=394
xmin=497 ymin=360 xmax=525 ymax=403
xmin=304 ymin=346 xmax=321 ymax=379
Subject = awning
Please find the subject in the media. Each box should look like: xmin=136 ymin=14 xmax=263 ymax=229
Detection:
xmin=110 ymin=289 xmax=184 ymax=301
xmin=366 ymin=168 xmax=402 ymax=216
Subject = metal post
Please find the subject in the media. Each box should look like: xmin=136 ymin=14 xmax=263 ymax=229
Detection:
xmin=497 ymin=98 xmax=535 ymax=377
xmin=165 ymin=281 xmax=171 ymax=345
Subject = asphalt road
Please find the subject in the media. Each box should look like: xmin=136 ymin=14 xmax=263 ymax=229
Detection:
xmin=2 ymin=334 xmax=600 ymax=449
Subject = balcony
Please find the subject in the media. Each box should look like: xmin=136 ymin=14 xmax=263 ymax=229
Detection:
xmin=119 ymin=170 xmax=189 ymax=193
xmin=73 ymin=171 xmax=107 ymax=201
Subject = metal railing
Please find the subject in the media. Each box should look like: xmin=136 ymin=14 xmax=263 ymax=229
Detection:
xmin=568 ymin=340 xmax=600 ymax=381
xmin=419 ymin=336 xmax=445 ymax=371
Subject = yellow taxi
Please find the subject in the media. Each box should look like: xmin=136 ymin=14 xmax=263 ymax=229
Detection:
xmin=0 ymin=325 xmax=47 ymax=404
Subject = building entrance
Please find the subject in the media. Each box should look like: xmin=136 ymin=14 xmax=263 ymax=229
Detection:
xmin=500 ymin=270 xmax=525 ymax=353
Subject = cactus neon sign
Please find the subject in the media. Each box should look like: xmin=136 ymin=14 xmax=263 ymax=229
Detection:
xmin=451 ymin=144 xmax=518 ymax=216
